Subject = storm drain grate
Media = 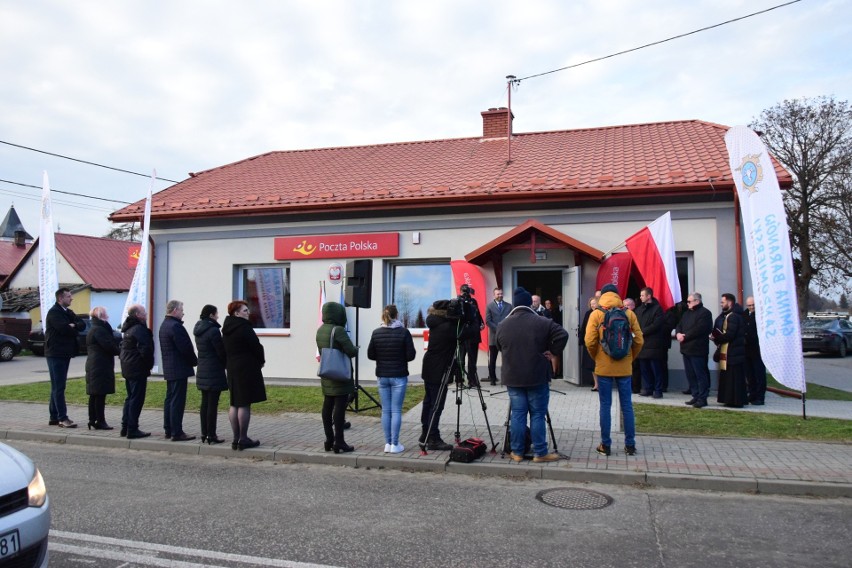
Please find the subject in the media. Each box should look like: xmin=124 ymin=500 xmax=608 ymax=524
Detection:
xmin=536 ymin=488 xmax=613 ymax=510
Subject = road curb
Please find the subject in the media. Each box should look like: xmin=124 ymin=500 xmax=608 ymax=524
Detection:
xmin=4 ymin=429 xmax=852 ymax=498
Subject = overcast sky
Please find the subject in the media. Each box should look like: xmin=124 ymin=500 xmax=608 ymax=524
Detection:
xmin=1 ymin=0 xmax=849 ymax=238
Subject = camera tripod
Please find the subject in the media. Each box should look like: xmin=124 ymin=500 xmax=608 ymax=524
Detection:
xmin=419 ymin=338 xmax=498 ymax=456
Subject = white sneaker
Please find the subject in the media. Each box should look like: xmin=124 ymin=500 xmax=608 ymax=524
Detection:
xmin=384 ymin=443 xmax=392 ymax=453
xmin=389 ymin=443 xmax=405 ymax=454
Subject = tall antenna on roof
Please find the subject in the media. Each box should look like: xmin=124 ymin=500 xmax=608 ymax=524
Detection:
xmin=506 ymin=75 xmax=516 ymax=164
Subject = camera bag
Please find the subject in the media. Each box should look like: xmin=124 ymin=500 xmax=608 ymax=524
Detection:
xmin=450 ymin=437 xmax=487 ymax=463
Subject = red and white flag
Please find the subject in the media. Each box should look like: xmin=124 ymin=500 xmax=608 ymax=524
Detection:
xmin=624 ymin=212 xmax=681 ymax=311
xmin=315 ymin=280 xmax=326 ymax=361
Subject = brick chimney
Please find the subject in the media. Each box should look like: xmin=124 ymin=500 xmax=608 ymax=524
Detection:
xmin=481 ymin=107 xmax=514 ymax=139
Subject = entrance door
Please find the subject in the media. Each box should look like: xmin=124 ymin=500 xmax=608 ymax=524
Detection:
xmin=562 ymin=267 xmax=580 ymax=384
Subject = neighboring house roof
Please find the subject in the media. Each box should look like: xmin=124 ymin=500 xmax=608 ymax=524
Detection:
xmin=2 ymin=233 xmax=136 ymax=292
xmin=110 ymin=114 xmax=793 ymax=223
xmin=0 ymin=241 xmax=31 ymax=279
xmin=0 ymin=205 xmax=33 ymax=240
xmin=0 ymin=284 xmax=89 ymax=313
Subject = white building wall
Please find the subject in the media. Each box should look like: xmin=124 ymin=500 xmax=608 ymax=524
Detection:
xmin=6 ymin=251 xmax=83 ymax=288
xmin=151 ymin=205 xmax=731 ymax=382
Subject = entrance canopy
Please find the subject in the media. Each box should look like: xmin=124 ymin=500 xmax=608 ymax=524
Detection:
xmin=464 ymin=219 xmax=603 ymax=285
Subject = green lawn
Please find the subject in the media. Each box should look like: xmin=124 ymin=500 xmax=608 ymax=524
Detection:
xmin=634 ymin=403 xmax=851 ymax=442
xmin=0 ymin=377 xmax=425 ymax=419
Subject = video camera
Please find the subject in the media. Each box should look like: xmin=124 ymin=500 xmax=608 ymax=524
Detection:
xmin=447 ymin=284 xmax=479 ymax=328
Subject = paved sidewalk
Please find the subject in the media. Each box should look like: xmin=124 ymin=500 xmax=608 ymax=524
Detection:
xmin=2 ymin=382 xmax=851 ymax=498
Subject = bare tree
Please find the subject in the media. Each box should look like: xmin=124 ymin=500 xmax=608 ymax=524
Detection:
xmin=750 ymin=96 xmax=852 ymax=318
xmin=394 ymin=287 xmax=415 ymax=327
xmin=104 ymin=222 xmax=141 ymax=241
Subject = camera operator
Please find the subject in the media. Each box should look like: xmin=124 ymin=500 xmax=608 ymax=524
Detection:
xmin=419 ymin=299 xmax=478 ymax=451
xmin=456 ymin=284 xmax=484 ymax=387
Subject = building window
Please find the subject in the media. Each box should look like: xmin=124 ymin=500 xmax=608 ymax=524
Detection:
xmin=390 ymin=261 xmax=452 ymax=328
xmin=239 ymin=266 xmax=290 ymax=329
xmin=676 ymin=253 xmax=693 ymax=301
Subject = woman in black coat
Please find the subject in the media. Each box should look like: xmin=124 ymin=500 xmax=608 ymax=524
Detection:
xmin=367 ymin=304 xmax=416 ymax=454
xmin=85 ymin=306 xmax=120 ymax=430
xmin=194 ymin=304 xmax=227 ymax=444
xmin=222 ymin=300 xmax=266 ymax=450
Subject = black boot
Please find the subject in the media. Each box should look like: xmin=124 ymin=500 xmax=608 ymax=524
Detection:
xmin=426 ymin=436 xmax=453 ymax=451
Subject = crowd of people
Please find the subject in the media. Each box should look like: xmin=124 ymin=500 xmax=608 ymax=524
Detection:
xmin=42 ymin=280 xmax=768 ymax=461
xmin=43 ymin=288 xmax=267 ymax=450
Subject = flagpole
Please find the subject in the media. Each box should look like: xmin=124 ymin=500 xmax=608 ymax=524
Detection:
xmin=600 ymin=241 xmax=626 ymax=259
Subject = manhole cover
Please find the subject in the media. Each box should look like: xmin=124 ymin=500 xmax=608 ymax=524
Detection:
xmin=536 ymin=488 xmax=613 ymax=510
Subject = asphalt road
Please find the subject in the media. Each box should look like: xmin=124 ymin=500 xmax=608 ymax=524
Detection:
xmin=9 ymin=440 xmax=852 ymax=568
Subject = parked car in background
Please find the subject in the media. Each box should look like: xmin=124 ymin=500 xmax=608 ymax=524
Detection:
xmin=0 ymin=333 xmax=22 ymax=361
xmin=28 ymin=316 xmax=90 ymax=357
xmin=28 ymin=316 xmax=122 ymax=356
xmin=0 ymin=442 xmax=50 ymax=567
xmin=801 ymin=316 xmax=852 ymax=357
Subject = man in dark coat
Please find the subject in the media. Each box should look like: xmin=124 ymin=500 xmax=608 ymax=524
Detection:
xmin=676 ymin=292 xmax=714 ymax=408
xmin=497 ymin=287 xmax=568 ymax=462
xmin=120 ymin=304 xmax=154 ymax=438
xmin=45 ymin=287 xmax=85 ymax=428
xmin=713 ymin=293 xmax=748 ymax=408
xmin=743 ymin=296 xmax=767 ymax=405
xmin=159 ymin=300 xmax=198 ymax=441
xmin=419 ymin=300 xmax=476 ymax=451
xmin=635 ymin=287 xmax=666 ymax=398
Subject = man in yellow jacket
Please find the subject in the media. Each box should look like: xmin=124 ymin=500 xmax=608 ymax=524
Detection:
xmin=584 ymin=283 xmax=644 ymax=457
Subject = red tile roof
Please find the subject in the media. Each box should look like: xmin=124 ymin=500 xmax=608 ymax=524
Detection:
xmin=0 ymin=242 xmax=31 ymax=278
xmin=110 ymin=119 xmax=793 ymax=222
xmin=3 ymin=234 xmax=136 ymax=291
xmin=55 ymin=234 xmax=136 ymax=291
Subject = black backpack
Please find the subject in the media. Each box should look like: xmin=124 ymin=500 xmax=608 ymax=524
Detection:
xmin=598 ymin=306 xmax=632 ymax=360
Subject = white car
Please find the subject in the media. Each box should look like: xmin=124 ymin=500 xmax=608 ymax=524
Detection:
xmin=0 ymin=442 xmax=49 ymax=567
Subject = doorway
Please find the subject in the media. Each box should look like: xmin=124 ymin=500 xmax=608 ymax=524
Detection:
xmin=516 ymin=269 xmax=562 ymax=308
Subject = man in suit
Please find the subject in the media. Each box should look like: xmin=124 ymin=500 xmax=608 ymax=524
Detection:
xmin=45 ymin=287 xmax=85 ymax=428
xmin=159 ymin=300 xmax=198 ymax=441
xmin=485 ymin=287 xmax=512 ymax=385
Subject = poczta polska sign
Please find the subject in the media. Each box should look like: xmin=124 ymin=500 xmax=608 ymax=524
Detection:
xmin=273 ymin=233 xmax=400 ymax=260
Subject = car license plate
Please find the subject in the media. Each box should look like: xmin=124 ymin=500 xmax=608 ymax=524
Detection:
xmin=0 ymin=529 xmax=20 ymax=559
xmin=801 ymin=334 xmax=815 ymax=339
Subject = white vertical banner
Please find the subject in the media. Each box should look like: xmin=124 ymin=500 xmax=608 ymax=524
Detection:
xmin=725 ymin=126 xmax=806 ymax=393
xmin=122 ymin=171 xmax=155 ymax=319
xmin=38 ymin=171 xmax=59 ymax=331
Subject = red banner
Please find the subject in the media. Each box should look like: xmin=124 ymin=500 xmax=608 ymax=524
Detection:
xmin=128 ymin=245 xmax=141 ymax=268
xmin=595 ymin=252 xmax=634 ymax=297
xmin=274 ymin=233 xmax=399 ymax=260
xmin=450 ymin=260 xmax=488 ymax=350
